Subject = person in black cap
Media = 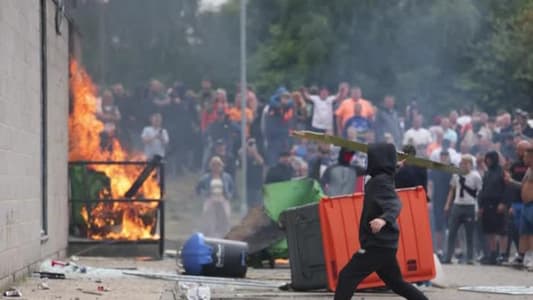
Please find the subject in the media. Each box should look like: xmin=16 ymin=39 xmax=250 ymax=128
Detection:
xmin=265 ymin=151 xmax=295 ymax=184
xmin=334 ymin=143 xmax=428 ymax=300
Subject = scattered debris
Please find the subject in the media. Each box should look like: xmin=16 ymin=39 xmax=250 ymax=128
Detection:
xmin=39 ymin=259 xmax=124 ymax=279
xmin=136 ymin=256 xmax=155 ymax=262
xmin=459 ymin=286 xmax=533 ymax=295
xmin=178 ymin=283 xmax=211 ymax=300
xmin=81 ymin=290 xmax=103 ymax=296
xmin=110 ymin=266 xmax=138 ymax=271
xmin=165 ymin=249 xmax=178 ymax=258
xmin=123 ymin=271 xmax=285 ymax=289
xmin=97 ymin=286 xmax=112 ymax=292
xmin=38 ymin=281 xmax=50 ymax=290
xmin=33 ymin=272 xmax=66 ymax=279
xmin=70 ymin=256 xmax=80 ymax=262
xmin=95 ymin=279 xmax=103 ymax=284
xmin=3 ymin=287 xmax=22 ymax=297
xmin=51 ymin=260 xmax=70 ymax=267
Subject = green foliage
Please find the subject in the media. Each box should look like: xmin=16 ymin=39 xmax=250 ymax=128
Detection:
xmin=72 ymin=0 xmax=533 ymax=112
xmin=248 ymin=0 xmax=485 ymax=112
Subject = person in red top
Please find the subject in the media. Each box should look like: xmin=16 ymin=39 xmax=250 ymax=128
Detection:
xmin=335 ymin=86 xmax=375 ymax=136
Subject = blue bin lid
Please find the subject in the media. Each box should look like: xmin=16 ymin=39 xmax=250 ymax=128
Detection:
xmin=181 ymin=233 xmax=213 ymax=275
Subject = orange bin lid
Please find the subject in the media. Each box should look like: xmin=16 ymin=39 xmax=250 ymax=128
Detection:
xmin=319 ymin=186 xmax=436 ymax=291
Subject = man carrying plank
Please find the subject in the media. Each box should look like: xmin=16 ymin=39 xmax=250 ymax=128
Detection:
xmin=334 ymin=143 xmax=428 ymax=300
xmin=291 ymin=131 xmax=461 ymax=299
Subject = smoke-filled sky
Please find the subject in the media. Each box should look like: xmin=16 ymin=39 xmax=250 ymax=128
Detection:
xmin=200 ymin=0 xmax=228 ymax=12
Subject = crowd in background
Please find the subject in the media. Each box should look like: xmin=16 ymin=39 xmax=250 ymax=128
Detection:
xmin=94 ymin=79 xmax=533 ymax=268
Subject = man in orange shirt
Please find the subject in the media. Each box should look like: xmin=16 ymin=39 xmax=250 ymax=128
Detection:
xmin=335 ymin=87 xmax=375 ymax=136
xmin=227 ymin=100 xmax=254 ymax=137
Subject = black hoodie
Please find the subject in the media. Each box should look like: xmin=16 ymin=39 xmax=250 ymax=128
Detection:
xmin=359 ymin=143 xmax=402 ymax=249
xmin=478 ymin=151 xmax=506 ymax=207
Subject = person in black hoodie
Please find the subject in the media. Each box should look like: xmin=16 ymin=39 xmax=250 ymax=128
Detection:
xmin=478 ymin=151 xmax=508 ymax=265
xmin=335 ymin=143 xmax=427 ymax=300
xmin=395 ymin=145 xmax=428 ymax=196
xmin=265 ymin=151 xmax=295 ymax=184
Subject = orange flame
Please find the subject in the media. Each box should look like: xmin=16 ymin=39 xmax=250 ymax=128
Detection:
xmin=69 ymin=60 xmax=160 ymax=240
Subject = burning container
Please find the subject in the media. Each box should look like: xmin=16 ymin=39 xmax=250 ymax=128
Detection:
xmin=67 ymin=61 xmax=165 ymax=258
xmin=68 ymin=157 xmax=165 ymax=258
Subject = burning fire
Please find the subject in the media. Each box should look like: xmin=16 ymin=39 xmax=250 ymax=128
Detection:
xmin=69 ymin=60 xmax=160 ymax=240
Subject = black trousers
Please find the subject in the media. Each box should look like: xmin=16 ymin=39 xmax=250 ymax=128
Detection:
xmin=334 ymin=247 xmax=428 ymax=300
xmin=445 ymin=205 xmax=476 ymax=262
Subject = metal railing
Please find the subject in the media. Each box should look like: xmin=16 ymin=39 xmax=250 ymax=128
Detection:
xmin=68 ymin=157 xmax=165 ymax=257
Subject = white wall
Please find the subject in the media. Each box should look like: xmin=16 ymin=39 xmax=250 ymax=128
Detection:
xmin=0 ymin=0 xmax=69 ymax=286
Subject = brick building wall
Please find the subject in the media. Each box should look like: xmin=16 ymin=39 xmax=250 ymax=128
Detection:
xmin=0 ymin=0 xmax=69 ymax=286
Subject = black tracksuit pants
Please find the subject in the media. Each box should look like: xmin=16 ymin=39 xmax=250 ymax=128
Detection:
xmin=334 ymin=247 xmax=428 ymax=300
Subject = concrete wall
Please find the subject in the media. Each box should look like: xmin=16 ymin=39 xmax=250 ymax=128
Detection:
xmin=0 ymin=0 xmax=69 ymax=286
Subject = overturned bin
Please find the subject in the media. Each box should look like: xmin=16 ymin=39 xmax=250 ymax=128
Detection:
xmin=181 ymin=233 xmax=248 ymax=278
xmin=279 ymin=202 xmax=327 ymax=291
xmin=225 ymin=178 xmax=324 ymax=261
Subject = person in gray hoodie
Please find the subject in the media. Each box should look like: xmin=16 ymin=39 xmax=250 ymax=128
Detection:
xmin=334 ymin=143 xmax=427 ymax=300
xmin=320 ymin=148 xmax=358 ymax=196
xmin=374 ymin=95 xmax=403 ymax=148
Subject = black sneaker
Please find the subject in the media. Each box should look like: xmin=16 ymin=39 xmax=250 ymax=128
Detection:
xmin=496 ymin=254 xmax=508 ymax=265
xmin=511 ymin=256 xmax=524 ymax=269
xmin=480 ymin=255 xmax=497 ymax=265
xmin=455 ymin=251 xmax=464 ymax=261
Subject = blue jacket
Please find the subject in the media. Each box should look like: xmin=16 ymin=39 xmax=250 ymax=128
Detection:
xmin=195 ymin=172 xmax=235 ymax=200
xmin=265 ymin=87 xmax=294 ymax=140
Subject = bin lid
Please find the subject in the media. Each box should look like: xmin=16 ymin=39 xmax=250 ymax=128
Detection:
xmin=263 ymin=178 xmax=324 ymax=222
xmin=181 ymin=233 xmax=213 ymax=275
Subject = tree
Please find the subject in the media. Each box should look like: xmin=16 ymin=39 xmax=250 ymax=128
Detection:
xmin=71 ymin=0 xmax=533 ymax=112
xmin=247 ymin=0 xmax=482 ymax=113
xmin=460 ymin=0 xmax=533 ymax=112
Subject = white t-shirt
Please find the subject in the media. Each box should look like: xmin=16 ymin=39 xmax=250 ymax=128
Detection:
xmin=450 ymin=171 xmax=482 ymax=206
xmin=430 ymin=147 xmax=462 ymax=166
xmin=309 ymin=95 xmax=336 ymax=131
xmin=141 ymin=126 xmax=169 ymax=158
xmin=210 ymin=178 xmax=224 ymax=197
xmin=457 ymin=115 xmax=472 ymax=127
xmin=403 ymin=128 xmax=433 ymax=147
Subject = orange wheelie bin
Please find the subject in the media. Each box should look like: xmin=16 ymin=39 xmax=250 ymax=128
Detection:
xmin=319 ymin=186 xmax=435 ymax=291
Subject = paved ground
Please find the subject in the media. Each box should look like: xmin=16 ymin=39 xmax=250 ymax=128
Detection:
xmin=164 ymin=174 xmax=533 ymax=299
xmin=10 ymin=257 xmax=175 ymax=300
xmin=10 ymin=257 xmax=533 ymax=300
xmin=235 ymin=264 xmax=533 ymax=300
xmin=10 ymin=175 xmax=533 ymax=299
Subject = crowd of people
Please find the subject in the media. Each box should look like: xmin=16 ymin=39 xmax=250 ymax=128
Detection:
xmin=94 ymin=78 xmax=533 ymax=269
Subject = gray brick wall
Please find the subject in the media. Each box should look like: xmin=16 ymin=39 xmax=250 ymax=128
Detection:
xmin=0 ymin=0 xmax=69 ymax=284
